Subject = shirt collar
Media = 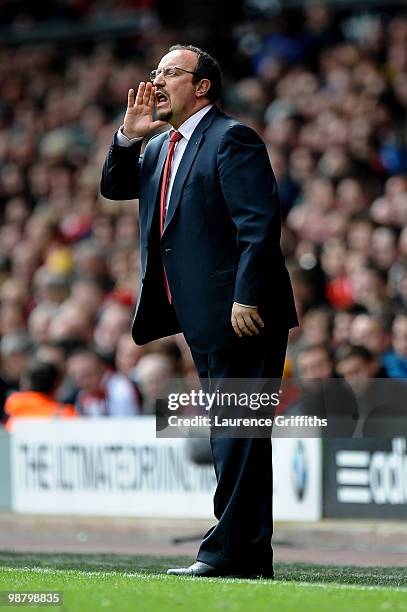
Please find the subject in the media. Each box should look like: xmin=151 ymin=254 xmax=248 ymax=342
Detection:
xmin=177 ymin=104 xmax=213 ymax=141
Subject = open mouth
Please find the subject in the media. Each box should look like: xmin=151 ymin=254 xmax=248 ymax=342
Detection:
xmin=155 ymin=91 xmax=169 ymax=106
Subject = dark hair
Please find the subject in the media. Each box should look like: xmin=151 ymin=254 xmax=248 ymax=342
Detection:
xmin=25 ymin=359 xmax=60 ymax=394
xmin=339 ymin=304 xmax=368 ymax=316
xmin=334 ymin=343 xmax=374 ymax=365
xmin=298 ymin=342 xmax=333 ymax=361
xmin=168 ymin=44 xmax=222 ymax=103
xmin=67 ymin=345 xmax=110 ymax=366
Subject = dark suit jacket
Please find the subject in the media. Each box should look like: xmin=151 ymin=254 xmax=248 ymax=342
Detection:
xmin=101 ymin=106 xmax=298 ymax=352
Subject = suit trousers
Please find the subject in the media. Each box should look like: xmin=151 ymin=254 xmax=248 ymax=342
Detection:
xmin=191 ymin=328 xmax=289 ymax=575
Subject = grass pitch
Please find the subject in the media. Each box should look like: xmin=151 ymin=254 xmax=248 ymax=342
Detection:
xmin=0 ymin=553 xmax=406 ymax=611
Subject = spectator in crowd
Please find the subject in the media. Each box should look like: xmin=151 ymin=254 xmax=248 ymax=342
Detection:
xmin=332 ymin=304 xmax=366 ymax=348
xmin=35 ymin=340 xmax=78 ymax=405
xmin=33 ymin=269 xmax=71 ymax=306
xmin=321 ymin=238 xmax=353 ymax=309
xmin=70 ymin=277 xmax=106 ymax=318
xmin=4 ymin=359 xmax=77 ymax=431
xmin=334 ymin=343 xmax=407 ymax=437
xmin=47 ymin=300 xmax=94 ymax=344
xmin=93 ymin=302 xmax=132 ymax=360
xmin=300 ymin=306 xmax=334 ymax=346
xmin=289 ymin=305 xmax=333 ymax=367
xmin=335 ymin=343 xmax=384 ymax=388
xmin=67 ymin=347 xmax=141 ymax=416
xmin=285 ymin=343 xmax=357 ymax=436
xmin=0 ymin=333 xmax=33 ymax=421
xmin=0 ymin=279 xmax=30 ymax=315
xmin=346 ymin=216 xmax=374 ymax=260
xmin=28 ymin=303 xmax=60 ymax=344
xmin=132 ymin=352 xmax=178 ymax=414
xmin=349 ymin=313 xmax=391 ymax=365
xmin=296 ymin=343 xmax=334 ymax=380
xmin=336 ymin=344 xmax=407 ymax=437
xmin=115 ymin=333 xmax=144 ymax=376
xmin=371 ymin=227 xmax=399 ymax=272
xmin=348 ymin=263 xmax=394 ymax=316
xmin=0 ymin=301 xmax=26 ymax=335
xmin=382 ymin=314 xmax=407 ymax=378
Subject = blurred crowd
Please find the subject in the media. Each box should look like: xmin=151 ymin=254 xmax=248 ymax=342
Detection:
xmin=0 ymin=2 xmax=407 ymax=427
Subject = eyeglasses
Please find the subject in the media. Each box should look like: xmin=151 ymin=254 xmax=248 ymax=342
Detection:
xmin=150 ymin=66 xmax=196 ymax=82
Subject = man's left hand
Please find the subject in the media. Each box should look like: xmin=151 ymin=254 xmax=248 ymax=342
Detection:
xmin=231 ymin=303 xmax=265 ymax=337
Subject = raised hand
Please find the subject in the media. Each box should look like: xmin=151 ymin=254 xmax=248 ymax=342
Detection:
xmin=123 ymin=82 xmax=167 ymax=139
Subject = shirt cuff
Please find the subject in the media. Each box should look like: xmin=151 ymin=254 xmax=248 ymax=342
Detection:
xmin=235 ymin=303 xmax=257 ymax=308
xmin=116 ymin=126 xmax=143 ymax=147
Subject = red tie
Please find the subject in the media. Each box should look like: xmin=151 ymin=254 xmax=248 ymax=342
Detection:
xmin=160 ymin=129 xmax=182 ymax=302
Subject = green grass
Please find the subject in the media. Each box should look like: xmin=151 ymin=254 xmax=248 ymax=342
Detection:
xmin=0 ymin=553 xmax=406 ymax=612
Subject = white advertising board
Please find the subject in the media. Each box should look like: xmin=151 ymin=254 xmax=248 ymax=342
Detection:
xmin=273 ymin=437 xmax=322 ymax=521
xmin=11 ymin=418 xmax=321 ymax=520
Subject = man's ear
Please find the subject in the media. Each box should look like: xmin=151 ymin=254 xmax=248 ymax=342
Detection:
xmin=195 ymin=79 xmax=211 ymax=98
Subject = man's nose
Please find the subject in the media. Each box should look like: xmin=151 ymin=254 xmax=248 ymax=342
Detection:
xmin=153 ymin=71 xmax=165 ymax=86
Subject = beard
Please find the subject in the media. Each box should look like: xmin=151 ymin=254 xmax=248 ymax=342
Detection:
xmin=156 ymin=107 xmax=172 ymax=122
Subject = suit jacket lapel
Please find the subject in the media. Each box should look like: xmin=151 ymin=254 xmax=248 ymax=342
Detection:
xmin=163 ymin=105 xmax=220 ymax=233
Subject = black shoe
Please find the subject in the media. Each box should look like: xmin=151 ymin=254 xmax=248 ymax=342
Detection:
xmin=166 ymin=561 xmax=223 ymax=577
xmin=166 ymin=561 xmax=274 ymax=579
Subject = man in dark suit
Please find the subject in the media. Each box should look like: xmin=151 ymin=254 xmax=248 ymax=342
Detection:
xmin=101 ymin=44 xmax=298 ymax=578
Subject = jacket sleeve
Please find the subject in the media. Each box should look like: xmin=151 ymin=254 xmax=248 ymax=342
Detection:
xmin=100 ymin=133 xmax=143 ymax=200
xmin=217 ymin=123 xmax=282 ymax=306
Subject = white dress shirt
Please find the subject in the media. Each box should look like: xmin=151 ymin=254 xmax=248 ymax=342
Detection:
xmin=116 ymin=105 xmax=255 ymax=309
xmin=117 ymin=104 xmax=213 ymax=210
